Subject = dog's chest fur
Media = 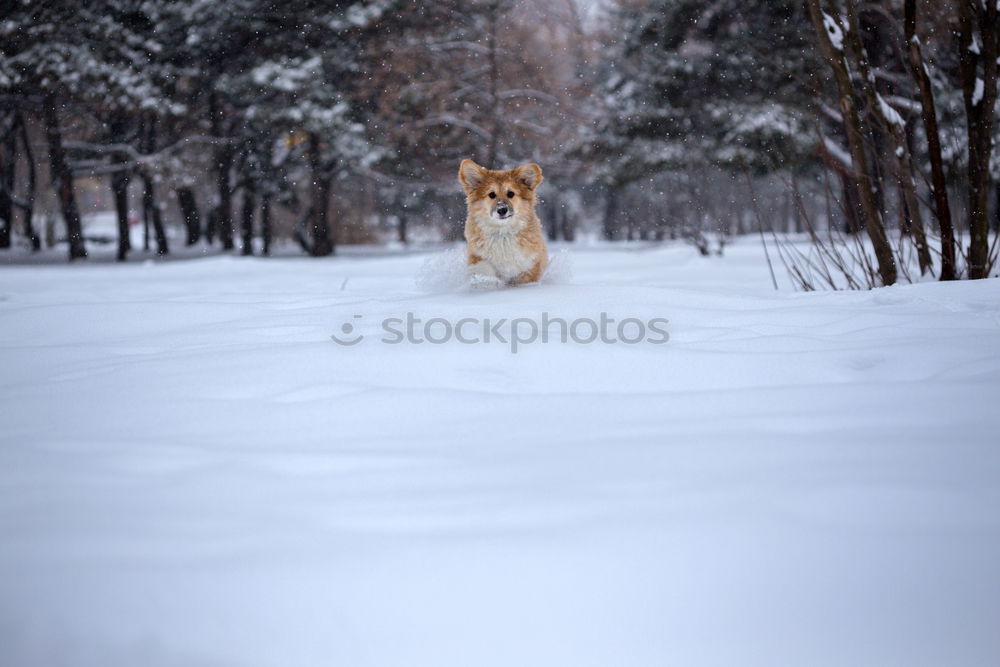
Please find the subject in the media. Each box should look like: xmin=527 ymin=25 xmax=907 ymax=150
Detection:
xmin=476 ymin=225 xmax=535 ymax=279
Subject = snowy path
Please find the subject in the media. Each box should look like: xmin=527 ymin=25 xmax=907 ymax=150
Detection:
xmin=1 ymin=241 xmax=999 ymax=666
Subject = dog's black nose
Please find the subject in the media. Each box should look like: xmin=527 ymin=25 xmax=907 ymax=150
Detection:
xmin=496 ymin=204 xmax=509 ymax=216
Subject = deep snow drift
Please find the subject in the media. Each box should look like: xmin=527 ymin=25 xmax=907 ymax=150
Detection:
xmin=1 ymin=239 xmax=999 ymax=667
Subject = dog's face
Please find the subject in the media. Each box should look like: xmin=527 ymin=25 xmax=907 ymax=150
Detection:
xmin=458 ymin=159 xmax=543 ymax=227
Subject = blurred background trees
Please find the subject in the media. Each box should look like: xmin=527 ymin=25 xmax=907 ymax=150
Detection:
xmin=0 ymin=0 xmax=997 ymax=282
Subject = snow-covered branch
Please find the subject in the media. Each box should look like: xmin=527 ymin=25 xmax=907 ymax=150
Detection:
xmin=511 ymin=118 xmax=552 ymax=136
xmin=883 ymin=94 xmax=922 ymax=113
xmin=497 ymin=88 xmax=561 ymax=105
xmin=820 ymin=135 xmax=853 ymax=171
xmin=413 ymin=115 xmax=492 ymax=141
xmin=427 ymin=40 xmax=492 ymax=56
xmin=64 ymin=135 xmax=234 ymax=175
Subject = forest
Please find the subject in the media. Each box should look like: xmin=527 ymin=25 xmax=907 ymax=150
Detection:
xmin=1 ymin=0 xmax=998 ymax=284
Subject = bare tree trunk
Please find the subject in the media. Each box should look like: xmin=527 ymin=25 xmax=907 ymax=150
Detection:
xmin=838 ymin=174 xmax=862 ymax=234
xmin=106 ymin=114 xmax=131 ymax=261
xmin=310 ymin=177 xmax=333 ymax=256
xmin=17 ymin=114 xmax=38 ymax=250
xmin=603 ymin=185 xmax=620 ymax=241
xmin=545 ymin=198 xmax=559 ymax=241
xmin=817 ymin=139 xmax=864 ymax=234
xmin=905 ymin=0 xmax=955 ymax=280
xmin=792 ymin=187 xmax=804 ymax=233
xmin=307 ymin=133 xmax=334 ymax=257
xmin=111 ymin=165 xmax=130 ymax=262
xmin=177 ymin=187 xmax=200 ymax=245
xmin=557 ymin=201 xmax=569 ymax=241
xmin=240 ymin=185 xmax=255 ymax=256
xmin=151 ymin=193 xmax=168 ymax=255
xmin=485 ymin=0 xmax=500 ymax=168
xmin=397 ymin=213 xmax=408 ymax=245
xmin=806 ymin=0 xmax=895 ymax=285
xmin=210 ymin=93 xmax=234 ymax=250
xmin=205 ymin=207 xmax=218 ymax=244
xmin=215 ymin=146 xmax=234 ymax=250
xmin=140 ymin=116 xmax=168 ymax=256
xmin=0 ymin=112 xmax=14 ymax=249
xmin=260 ymin=193 xmax=272 ymax=256
xmin=994 ymin=182 xmax=1000 ymax=232
xmin=959 ymin=0 xmax=999 ymax=279
xmin=841 ymin=0 xmax=931 ymax=274
xmin=626 ymin=198 xmax=637 ymax=241
xmin=216 ymin=148 xmax=234 ymax=250
xmin=140 ymin=171 xmax=168 ymax=255
xmin=293 ymin=203 xmax=314 ymax=252
xmin=562 ymin=206 xmax=575 ymax=241
xmin=42 ymin=95 xmax=86 ymax=260
xmin=654 ymin=218 xmax=666 ymax=241
xmin=142 ymin=196 xmax=150 ymax=251
xmin=895 ymin=148 xmax=932 ymax=274
xmin=781 ymin=190 xmax=793 ymax=234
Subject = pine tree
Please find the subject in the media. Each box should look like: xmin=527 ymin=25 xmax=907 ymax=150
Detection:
xmin=0 ymin=0 xmax=170 ymax=260
xmin=600 ymin=1 xmax=816 ymax=173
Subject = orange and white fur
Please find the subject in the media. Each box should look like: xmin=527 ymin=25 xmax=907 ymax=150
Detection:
xmin=458 ymin=159 xmax=548 ymax=287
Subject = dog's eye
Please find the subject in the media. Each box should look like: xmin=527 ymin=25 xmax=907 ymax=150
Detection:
xmin=507 ymin=191 xmax=514 ymax=198
xmin=489 ymin=192 xmax=496 ymax=199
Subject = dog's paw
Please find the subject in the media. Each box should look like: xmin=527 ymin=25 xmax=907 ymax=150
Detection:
xmin=469 ymin=274 xmax=504 ymax=290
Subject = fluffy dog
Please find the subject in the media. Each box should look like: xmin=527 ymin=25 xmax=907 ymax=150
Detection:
xmin=458 ymin=159 xmax=547 ymax=287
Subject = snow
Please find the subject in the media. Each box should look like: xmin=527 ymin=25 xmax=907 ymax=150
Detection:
xmin=1 ymin=240 xmax=999 ymax=667
xmin=79 ymin=211 xmax=144 ymax=248
xmin=972 ymin=77 xmax=985 ymax=106
xmin=822 ymin=135 xmax=852 ymax=169
xmin=877 ymin=93 xmax=904 ymax=127
xmin=250 ymin=56 xmax=322 ymax=92
xmin=822 ymin=12 xmax=844 ymax=52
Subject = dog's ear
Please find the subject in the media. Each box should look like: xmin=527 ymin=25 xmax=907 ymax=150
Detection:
xmin=459 ymin=159 xmax=486 ymax=193
xmin=514 ymin=163 xmax=543 ymax=190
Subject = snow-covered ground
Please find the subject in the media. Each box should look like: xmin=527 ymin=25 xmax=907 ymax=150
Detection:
xmin=1 ymin=239 xmax=999 ymax=667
